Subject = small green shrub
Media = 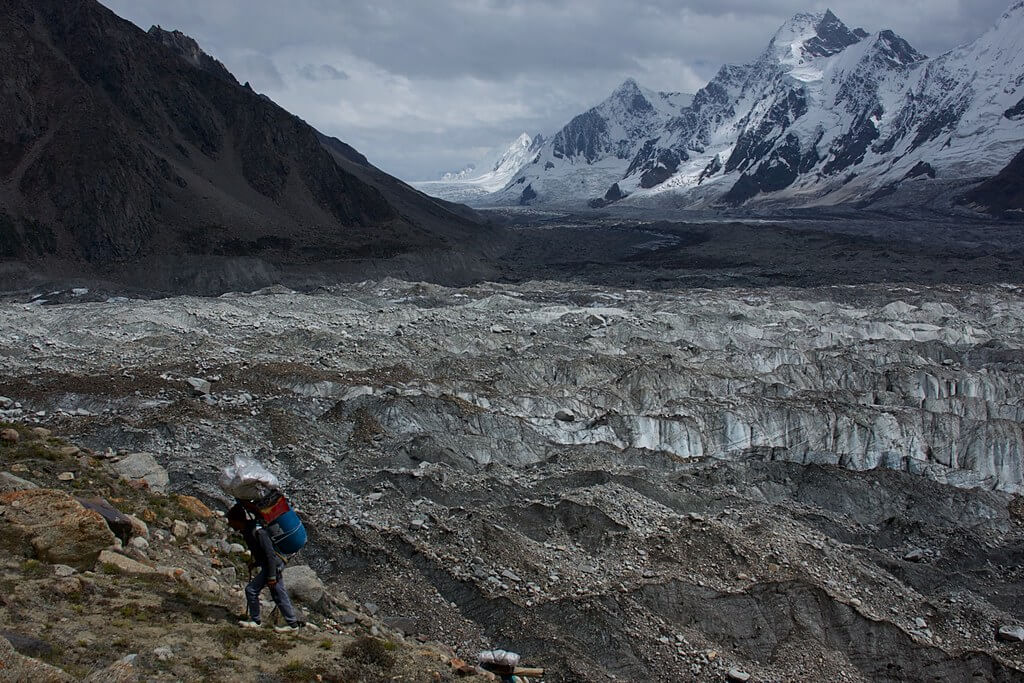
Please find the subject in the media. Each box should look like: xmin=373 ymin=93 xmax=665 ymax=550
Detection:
xmin=342 ymin=636 xmax=396 ymax=669
xmin=21 ymin=559 xmax=46 ymax=577
xmin=278 ymin=660 xmax=321 ymax=682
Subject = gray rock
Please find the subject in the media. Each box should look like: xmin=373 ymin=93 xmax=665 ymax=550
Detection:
xmin=501 ymin=569 xmax=522 ymax=583
xmin=0 ymin=471 xmax=38 ymax=493
xmin=0 ymin=397 xmax=13 ymax=409
xmin=363 ymin=602 xmax=379 ymax=616
xmin=186 ymin=377 xmax=212 ymax=396
xmin=152 ymin=646 xmax=174 ymax=661
xmin=53 ymin=565 xmax=76 ymax=577
xmin=384 ymin=616 xmax=417 ymax=635
xmin=903 ymin=548 xmax=926 ymax=562
xmin=727 ymin=669 xmax=751 ymax=682
xmin=282 ymin=565 xmax=326 ymax=606
xmin=997 ymin=625 xmax=1024 ymax=642
xmin=554 ymin=409 xmax=576 ymax=422
xmin=112 ymin=453 xmax=169 ymax=493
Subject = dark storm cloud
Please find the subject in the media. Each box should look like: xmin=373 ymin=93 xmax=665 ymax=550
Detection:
xmin=102 ymin=0 xmax=1014 ymax=179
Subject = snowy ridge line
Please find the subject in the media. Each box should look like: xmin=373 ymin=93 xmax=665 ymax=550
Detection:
xmin=476 ymin=4 xmax=1024 ymax=210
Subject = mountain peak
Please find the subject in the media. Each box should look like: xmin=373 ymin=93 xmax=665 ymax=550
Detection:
xmin=605 ymin=77 xmax=654 ymax=113
xmin=612 ymin=77 xmax=642 ymax=95
xmin=769 ymin=9 xmax=862 ymax=65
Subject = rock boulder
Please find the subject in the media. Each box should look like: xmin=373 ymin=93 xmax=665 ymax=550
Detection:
xmin=0 ymin=489 xmax=115 ymax=569
xmin=282 ymin=564 xmax=326 ymax=607
xmin=112 ymin=453 xmax=169 ymax=493
xmin=0 ymin=471 xmax=39 ymax=493
xmin=0 ymin=629 xmax=73 ymax=681
xmin=176 ymin=494 xmax=213 ymax=519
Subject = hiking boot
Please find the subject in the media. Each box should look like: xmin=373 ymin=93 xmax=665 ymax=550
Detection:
xmin=274 ymin=622 xmax=302 ymax=633
xmin=238 ymin=620 xmax=262 ymax=629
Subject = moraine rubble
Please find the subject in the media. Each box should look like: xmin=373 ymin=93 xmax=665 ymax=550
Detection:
xmin=2 ymin=279 xmax=1024 ymax=681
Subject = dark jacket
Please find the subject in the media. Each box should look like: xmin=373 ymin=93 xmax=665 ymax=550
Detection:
xmin=241 ymin=522 xmax=280 ymax=580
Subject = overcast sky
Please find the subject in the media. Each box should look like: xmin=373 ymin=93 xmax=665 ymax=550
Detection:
xmin=103 ymin=0 xmax=1011 ymax=181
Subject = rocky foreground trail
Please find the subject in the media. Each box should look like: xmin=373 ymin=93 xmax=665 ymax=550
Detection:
xmin=0 ymin=423 xmax=491 ymax=681
xmin=2 ymin=279 xmax=1024 ymax=681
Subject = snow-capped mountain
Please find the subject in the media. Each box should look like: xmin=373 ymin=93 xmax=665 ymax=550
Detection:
xmin=413 ymin=133 xmax=544 ymax=202
xmin=487 ymin=4 xmax=1024 ymax=208
xmin=487 ymin=79 xmax=693 ymax=206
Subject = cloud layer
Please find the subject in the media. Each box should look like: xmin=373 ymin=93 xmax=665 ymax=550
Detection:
xmin=104 ymin=0 xmax=1011 ymax=180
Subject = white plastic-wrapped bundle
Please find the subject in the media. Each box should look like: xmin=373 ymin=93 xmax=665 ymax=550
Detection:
xmin=478 ymin=649 xmax=520 ymax=668
xmin=218 ymin=455 xmax=280 ymax=500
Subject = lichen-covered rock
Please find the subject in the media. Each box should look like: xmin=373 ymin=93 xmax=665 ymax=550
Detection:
xmin=0 ymin=634 xmax=72 ymax=682
xmin=111 ymin=453 xmax=168 ymax=493
xmin=0 ymin=471 xmax=38 ymax=493
xmin=82 ymin=653 xmax=140 ymax=683
xmin=125 ymin=514 xmax=149 ymax=539
xmin=0 ymin=489 xmax=115 ymax=569
xmin=97 ymin=550 xmax=157 ymax=575
xmin=176 ymin=494 xmax=213 ymax=519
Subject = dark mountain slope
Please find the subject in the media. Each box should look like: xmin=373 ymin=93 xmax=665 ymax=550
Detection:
xmin=0 ymin=0 xmax=494 ymax=290
xmin=961 ymin=147 xmax=1024 ymax=216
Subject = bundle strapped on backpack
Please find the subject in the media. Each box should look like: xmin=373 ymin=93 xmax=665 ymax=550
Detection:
xmin=243 ymin=489 xmax=307 ymax=556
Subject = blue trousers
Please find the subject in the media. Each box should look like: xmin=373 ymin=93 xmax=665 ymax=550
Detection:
xmin=245 ymin=561 xmax=298 ymax=625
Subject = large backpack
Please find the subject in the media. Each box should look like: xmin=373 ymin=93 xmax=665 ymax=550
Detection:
xmin=244 ymin=490 xmax=307 ymax=556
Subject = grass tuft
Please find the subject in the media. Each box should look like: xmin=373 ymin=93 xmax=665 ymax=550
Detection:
xmin=342 ymin=636 xmax=396 ymax=669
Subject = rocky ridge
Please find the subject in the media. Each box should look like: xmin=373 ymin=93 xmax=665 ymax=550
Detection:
xmin=1 ymin=279 xmax=1023 ymax=680
xmin=0 ymin=422 xmax=494 ymax=681
xmin=0 ymin=0 xmax=495 ymax=293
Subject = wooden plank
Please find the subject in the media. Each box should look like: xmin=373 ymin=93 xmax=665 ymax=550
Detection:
xmin=513 ymin=667 xmax=545 ymax=676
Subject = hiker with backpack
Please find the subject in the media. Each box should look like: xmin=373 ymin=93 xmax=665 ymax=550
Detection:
xmin=227 ymin=502 xmax=303 ymax=632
